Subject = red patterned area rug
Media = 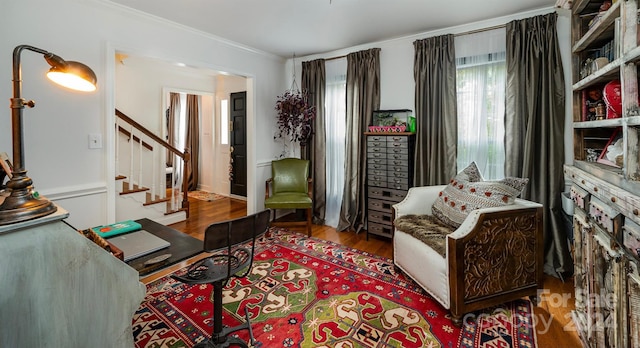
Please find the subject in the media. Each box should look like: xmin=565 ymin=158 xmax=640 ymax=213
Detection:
xmin=133 ymin=228 xmax=537 ymax=348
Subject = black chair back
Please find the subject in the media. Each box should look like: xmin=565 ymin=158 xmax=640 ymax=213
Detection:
xmin=203 ymin=209 xmax=271 ymax=252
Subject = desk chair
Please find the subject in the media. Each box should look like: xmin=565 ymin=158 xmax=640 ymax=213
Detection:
xmin=264 ymin=158 xmax=313 ymax=236
xmin=171 ymin=209 xmax=271 ymax=348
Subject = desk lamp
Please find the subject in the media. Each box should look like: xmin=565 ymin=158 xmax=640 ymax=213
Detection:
xmin=0 ymin=45 xmax=97 ymax=225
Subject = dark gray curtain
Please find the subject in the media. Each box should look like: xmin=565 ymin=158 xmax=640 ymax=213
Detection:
xmin=413 ymin=34 xmax=458 ymax=185
xmin=185 ymin=94 xmax=200 ymax=192
xmin=302 ymin=59 xmax=326 ymax=225
xmin=166 ymin=92 xmax=180 ymax=167
xmin=338 ymin=48 xmax=381 ymax=232
xmin=505 ymin=13 xmax=572 ymax=278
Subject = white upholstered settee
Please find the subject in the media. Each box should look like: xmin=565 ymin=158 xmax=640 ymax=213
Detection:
xmin=392 ymin=185 xmax=544 ymax=325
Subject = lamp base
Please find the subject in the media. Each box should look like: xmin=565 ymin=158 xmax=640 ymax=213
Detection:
xmin=0 ymin=172 xmax=57 ymax=226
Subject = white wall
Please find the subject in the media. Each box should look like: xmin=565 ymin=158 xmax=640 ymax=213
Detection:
xmin=116 ymin=55 xmax=217 ymax=137
xmin=199 ymin=94 xmax=215 ymax=193
xmin=0 ymin=0 xmax=286 ymax=229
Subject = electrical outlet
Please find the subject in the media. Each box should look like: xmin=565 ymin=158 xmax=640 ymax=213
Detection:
xmin=89 ymin=133 xmax=102 ymax=149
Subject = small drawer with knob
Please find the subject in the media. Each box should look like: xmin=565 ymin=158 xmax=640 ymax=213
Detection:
xmin=570 ymin=185 xmax=590 ymax=211
xmin=588 ymin=196 xmax=623 ymax=239
xmin=623 ymin=219 xmax=640 ymax=261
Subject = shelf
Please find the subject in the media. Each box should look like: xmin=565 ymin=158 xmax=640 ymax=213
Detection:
xmin=575 ymin=160 xmax=624 ymax=177
xmin=625 ymin=45 xmax=640 ymax=64
xmin=572 ymin=1 xmax=621 ymax=53
xmin=572 ymin=58 xmax=621 ymax=90
xmin=572 ymin=0 xmax=592 ymax=14
xmin=626 ymin=116 xmax=640 ymax=126
xmin=577 ymin=116 xmax=640 ymax=127
xmin=574 ymin=118 xmax=623 ymax=128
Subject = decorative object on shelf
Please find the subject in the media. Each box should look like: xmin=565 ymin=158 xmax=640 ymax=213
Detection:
xmin=408 ymin=114 xmax=416 ymax=133
xmin=0 ymin=45 xmax=97 ymax=225
xmin=582 ymin=85 xmax=606 ymax=121
xmin=588 ymin=0 xmax=613 ymax=29
xmin=592 ymin=57 xmax=609 ymax=71
xmin=597 ymin=127 xmax=622 ymax=168
xmin=274 ymin=55 xmax=315 ymax=157
xmin=372 ymin=109 xmax=411 ymax=127
xmin=367 ymin=125 xmax=406 ymax=133
xmin=585 ymin=148 xmax=601 ymax=162
xmin=603 ymin=79 xmax=622 ymax=118
xmin=580 ymin=57 xmax=594 ymax=79
xmin=368 ymin=110 xmax=413 ymax=133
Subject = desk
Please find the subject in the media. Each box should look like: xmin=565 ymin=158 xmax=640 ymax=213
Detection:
xmin=127 ymin=218 xmax=203 ymax=276
xmin=0 ymin=205 xmax=145 ymax=347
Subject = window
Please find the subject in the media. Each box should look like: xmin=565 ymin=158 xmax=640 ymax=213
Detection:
xmin=324 ymin=58 xmax=347 ymax=228
xmin=220 ymin=99 xmax=229 ymax=145
xmin=455 ymin=28 xmax=506 ymax=180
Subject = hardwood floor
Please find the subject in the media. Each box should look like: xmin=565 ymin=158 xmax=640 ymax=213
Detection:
xmin=143 ymin=196 xmax=583 ymax=347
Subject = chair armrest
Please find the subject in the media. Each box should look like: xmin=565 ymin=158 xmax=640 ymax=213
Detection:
xmin=448 ymin=199 xmax=543 ymax=240
xmin=447 ymin=201 xmax=544 ymax=314
xmin=393 ymin=185 xmax=446 ymax=218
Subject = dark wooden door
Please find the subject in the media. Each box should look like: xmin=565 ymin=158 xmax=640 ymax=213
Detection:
xmin=230 ymin=91 xmax=247 ymax=197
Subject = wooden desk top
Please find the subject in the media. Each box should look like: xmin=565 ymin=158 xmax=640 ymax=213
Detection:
xmin=126 ymin=218 xmax=203 ymax=276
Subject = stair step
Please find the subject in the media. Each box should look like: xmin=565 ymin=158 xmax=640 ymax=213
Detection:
xmin=115 ymin=175 xmax=126 ymax=180
xmin=143 ymin=192 xmax=171 ymax=206
xmin=120 ymin=181 xmax=149 ymax=195
xmin=164 ymin=207 xmax=187 ymax=216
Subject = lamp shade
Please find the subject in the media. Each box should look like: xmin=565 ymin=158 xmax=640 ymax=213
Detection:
xmin=46 ymin=61 xmax=97 ymax=92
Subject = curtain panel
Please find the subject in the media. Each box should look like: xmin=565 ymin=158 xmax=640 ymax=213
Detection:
xmin=301 ymin=59 xmax=326 ymax=225
xmin=505 ymin=13 xmax=572 ymax=278
xmin=413 ymin=34 xmax=458 ymax=186
xmin=166 ymin=92 xmax=180 ymax=167
xmin=185 ymin=94 xmax=200 ymax=192
xmin=338 ymin=48 xmax=381 ymax=232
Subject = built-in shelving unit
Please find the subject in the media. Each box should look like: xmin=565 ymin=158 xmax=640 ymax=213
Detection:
xmin=566 ymin=1 xmax=640 ymax=347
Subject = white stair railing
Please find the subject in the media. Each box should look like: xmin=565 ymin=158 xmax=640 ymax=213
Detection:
xmin=115 ymin=109 xmax=190 ymax=217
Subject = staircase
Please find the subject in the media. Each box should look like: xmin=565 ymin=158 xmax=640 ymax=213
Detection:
xmin=115 ymin=109 xmax=190 ymax=225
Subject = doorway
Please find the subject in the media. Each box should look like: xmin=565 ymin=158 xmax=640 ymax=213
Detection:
xmin=230 ymin=91 xmax=247 ymax=197
xmin=112 ymin=52 xmax=254 ymax=222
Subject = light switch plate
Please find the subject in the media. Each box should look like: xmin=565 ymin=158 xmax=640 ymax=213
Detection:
xmin=89 ymin=133 xmax=102 ymax=149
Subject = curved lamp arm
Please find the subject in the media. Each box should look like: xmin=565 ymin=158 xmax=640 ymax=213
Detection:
xmin=0 ymin=45 xmax=97 ymax=225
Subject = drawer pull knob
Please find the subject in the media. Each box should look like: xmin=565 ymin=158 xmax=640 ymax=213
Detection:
xmin=581 ymin=180 xmax=585 ymax=184
xmin=611 ymin=197 xmax=616 ymax=203
xmin=594 ymin=187 xmax=598 ymax=192
xmin=634 ymin=209 xmax=639 ymax=216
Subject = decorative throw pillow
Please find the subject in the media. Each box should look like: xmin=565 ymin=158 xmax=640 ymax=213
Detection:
xmin=453 ymin=161 xmax=484 ymax=183
xmin=431 ymin=163 xmax=528 ymax=228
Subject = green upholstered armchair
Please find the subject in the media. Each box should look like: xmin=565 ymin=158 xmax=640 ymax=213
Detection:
xmin=264 ymin=158 xmax=313 ymax=237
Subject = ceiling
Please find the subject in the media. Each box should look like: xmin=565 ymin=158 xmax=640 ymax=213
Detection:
xmin=108 ymin=0 xmax=557 ymax=58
